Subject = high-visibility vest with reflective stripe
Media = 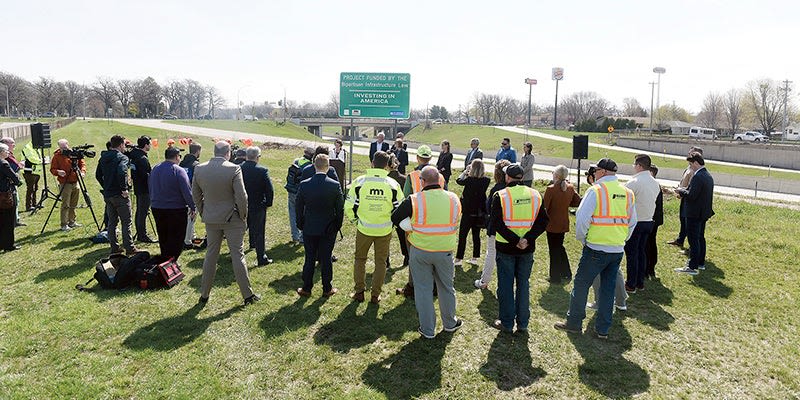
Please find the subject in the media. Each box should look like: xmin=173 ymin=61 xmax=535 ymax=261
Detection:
xmin=408 ymin=169 xmax=446 ymax=194
xmin=345 ymin=169 xmax=401 ymax=236
xmin=408 ymin=189 xmax=461 ymax=252
xmin=495 ymin=185 xmax=542 ymax=244
xmin=586 ymin=181 xmax=635 ymax=246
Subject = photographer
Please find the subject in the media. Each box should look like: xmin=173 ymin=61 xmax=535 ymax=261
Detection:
xmin=97 ymin=135 xmax=136 ymax=255
xmin=50 ymin=139 xmax=86 ymax=231
xmin=128 ymin=136 xmax=156 ymax=243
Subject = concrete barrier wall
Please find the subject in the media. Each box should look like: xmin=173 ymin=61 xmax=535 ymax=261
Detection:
xmin=617 ymin=137 xmax=800 ymax=170
xmin=0 ymin=117 xmax=76 ymax=142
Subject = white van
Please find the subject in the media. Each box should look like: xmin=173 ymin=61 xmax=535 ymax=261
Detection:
xmin=785 ymin=128 xmax=800 ymax=141
xmin=688 ymin=126 xmax=717 ymax=140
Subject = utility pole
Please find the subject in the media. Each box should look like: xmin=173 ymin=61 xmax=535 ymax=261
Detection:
xmin=782 ymin=79 xmax=792 ymax=137
xmin=648 ymin=82 xmax=657 ymax=134
xmin=524 ymin=78 xmax=537 ymax=127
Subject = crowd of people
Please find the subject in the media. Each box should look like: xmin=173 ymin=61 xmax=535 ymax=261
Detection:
xmin=0 ymin=132 xmax=716 ymax=340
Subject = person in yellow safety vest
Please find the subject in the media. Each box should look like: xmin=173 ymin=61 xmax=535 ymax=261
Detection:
xmin=345 ymin=151 xmax=402 ymax=304
xmin=391 ymin=166 xmax=463 ymax=339
xmin=489 ymin=163 xmax=549 ymax=333
xmin=396 ymin=144 xmax=445 ymax=297
xmin=21 ymin=141 xmax=42 ymax=211
xmin=555 ymin=158 xmax=637 ymax=340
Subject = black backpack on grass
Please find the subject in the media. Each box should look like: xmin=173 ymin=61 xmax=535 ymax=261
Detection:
xmin=76 ymin=251 xmax=151 ymax=291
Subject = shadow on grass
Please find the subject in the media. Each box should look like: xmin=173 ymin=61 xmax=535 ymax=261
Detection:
xmin=260 ymin=295 xmax=328 ymax=339
xmin=626 ymin=278 xmax=676 ymax=331
xmin=314 ymin=300 xmax=417 ymax=353
xmin=538 ymin=282 xmax=571 ymax=317
xmin=49 ymin=236 xmax=96 ymax=251
xmin=454 ymin=261 xmax=481 ymax=294
xmin=478 ymin=288 xmax=498 ymax=324
xmin=691 ymin=261 xmax=732 ymax=298
xmin=34 ymin=246 xmax=112 ymax=283
xmin=15 ymin=228 xmax=64 ymax=246
xmin=186 ymin=255 xmax=235 ymax=290
xmin=268 ymin=269 xmax=305 ymax=294
xmin=362 ymin=334 xmax=453 ymax=399
xmin=123 ymin=303 xmax=240 ymax=351
xmin=480 ymin=331 xmax=546 ymax=391
xmin=566 ymin=316 xmax=650 ymax=397
xmin=266 ymin=242 xmax=304 ymax=263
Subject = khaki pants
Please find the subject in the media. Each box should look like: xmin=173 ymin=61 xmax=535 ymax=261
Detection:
xmin=59 ymin=182 xmax=80 ymax=227
xmin=353 ymin=230 xmax=392 ymax=298
xmin=200 ymin=219 xmax=254 ymax=300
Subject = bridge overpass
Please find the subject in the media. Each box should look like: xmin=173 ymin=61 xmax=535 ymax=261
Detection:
xmin=293 ymin=117 xmax=417 ymax=139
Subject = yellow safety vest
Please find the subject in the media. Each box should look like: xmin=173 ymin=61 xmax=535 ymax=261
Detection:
xmin=586 ymin=181 xmax=635 ymax=246
xmin=408 ymin=169 xmax=446 ymax=194
xmin=408 ymin=189 xmax=461 ymax=252
xmin=496 ymin=185 xmax=542 ymax=243
xmin=345 ymin=169 xmax=400 ymax=236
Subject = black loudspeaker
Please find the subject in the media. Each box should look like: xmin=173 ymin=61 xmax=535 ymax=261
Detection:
xmin=31 ymin=123 xmax=52 ymax=149
xmin=572 ymin=135 xmax=588 ymax=160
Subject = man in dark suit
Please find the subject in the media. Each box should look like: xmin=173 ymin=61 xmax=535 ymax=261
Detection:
xmin=300 ymin=145 xmax=339 ymax=181
xmin=464 ymin=137 xmax=484 ymax=168
xmin=674 ymin=152 xmax=714 ymax=275
xmin=296 ymin=154 xmax=344 ymax=297
xmin=369 ymin=132 xmax=390 ymax=162
xmin=241 ymin=146 xmax=274 ymax=266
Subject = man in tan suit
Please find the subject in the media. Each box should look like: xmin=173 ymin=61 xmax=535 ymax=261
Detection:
xmin=193 ymin=141 xmax=260 ymax=305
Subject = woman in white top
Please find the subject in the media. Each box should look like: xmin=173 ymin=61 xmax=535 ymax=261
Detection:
xmin=331 ymin=139 xmax=347 ymax=163
xmin=330 ymin=138 xmax=347 ymax=190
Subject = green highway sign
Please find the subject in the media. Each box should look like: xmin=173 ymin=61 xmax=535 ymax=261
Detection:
xmin=339 ymin=72 xmax=410 ymax=119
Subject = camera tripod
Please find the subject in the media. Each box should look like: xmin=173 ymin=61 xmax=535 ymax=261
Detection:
xmin=40 ymin=157 xmax=101 ymax=235
xmin=30 ymin=147 xmax=59 ymax=215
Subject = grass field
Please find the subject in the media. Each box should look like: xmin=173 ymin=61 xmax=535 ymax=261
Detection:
xmin=1 ymin=120 xmax=799 ymax=398
xmin=164 ymin=119 xmax=319 ymax=141
xmin=405 ymin=124 xmax=800 ymax=182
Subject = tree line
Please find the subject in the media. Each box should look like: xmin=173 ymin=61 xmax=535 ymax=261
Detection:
xmin=0 ymin=72 xmax=226 ymax=119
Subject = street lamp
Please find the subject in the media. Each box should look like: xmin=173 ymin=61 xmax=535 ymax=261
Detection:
xmin=653 ymin=67 xmax=666 ymax=127
xmin=524 ymin=78 xmax=537 ymax=126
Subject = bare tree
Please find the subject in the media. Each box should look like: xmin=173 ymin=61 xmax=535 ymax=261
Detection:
xmin=696 ymin=92 xmax=723 ymax=130
xmin=63 ymin=81 xmax=85 ymax=117
xmin=0 ymin=72 xmax=35 ymax=115
xmin=92 ymin=77 xmax=118 ymax=115
xmin=162 ymin=80 xmax=185 ymax=116
xmin=621 ymin=97 xmax=647 ymax=117
xmin=724 ymin=88 xmax=743 ymax=133
xmin=747 ymin=79 xmax=783 ymax=133
xmin=206 ymin=86 xmax=225 ymax=118
xmin=34 ymin=77 xmax=67 ymax=114
xmin=560 ymin=91 xmax=610 ymax=124
xmin=474 ymin=93 xmax=495 ymax=123
xmin=132 ymin=77 xmax=161 ymax=118
xmin=115 ymin=79 xmax=136 ymax=117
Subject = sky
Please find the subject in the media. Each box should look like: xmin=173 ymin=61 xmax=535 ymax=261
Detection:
xmin=2 ymin=0 xmax=799 ymax=114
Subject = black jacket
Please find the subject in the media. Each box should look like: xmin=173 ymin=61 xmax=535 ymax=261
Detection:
xmin=678 ymin=167 xmax=714 ymax=221
xmin=179 ymin=153 xmax=200 ymax=182
xmin=241 ymin=160 xmax=274 ymax=209
xmin=127 ymin=147 xmax=151 ymax=195
xmin=490 ymin=181 xmax=549 ymax=255
xmin=369 ymin=141 xmax=390 ymax=162
xmin=296 ymin=173 xmax=344 ymax=236
xmin=0 ymin=159 xmax=21 ymax=192
xmin=456 ymin=175 xmax=490 ymax=216
xmin=96 ymin=150 xmax=130 ymax=198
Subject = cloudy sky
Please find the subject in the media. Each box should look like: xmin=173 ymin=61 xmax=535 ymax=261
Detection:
xmin=2 ymin=0 xmax=798 ymax=114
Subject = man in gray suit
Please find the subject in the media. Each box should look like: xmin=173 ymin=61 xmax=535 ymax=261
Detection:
xmin=193 ymin=141 xmax=260 ymax=305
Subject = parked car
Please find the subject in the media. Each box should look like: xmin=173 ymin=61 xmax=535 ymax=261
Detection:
xmin=243 ymin=115 xmax=258 ymax=121
xmin=161 ymin=114 xmax=178 ymax=120
xmin=198 ymin=114 xmax=213 ymax=120
xmin=733 ymin=131 xmax=768 ymax=142
xmin=40 ymin=111 xmax=56 ymax=118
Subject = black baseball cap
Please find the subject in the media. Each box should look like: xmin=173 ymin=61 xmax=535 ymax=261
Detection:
xmin=596 ymin=158 xmax=618 ymax=172
xmin=165 ymin=147 xmax=183 ymax=159
xmin=503 ymin=163 xmax=525 ymax=179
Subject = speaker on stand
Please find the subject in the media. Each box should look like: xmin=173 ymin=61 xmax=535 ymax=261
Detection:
xmin=30 ymin=123 xmax=57 ymax=215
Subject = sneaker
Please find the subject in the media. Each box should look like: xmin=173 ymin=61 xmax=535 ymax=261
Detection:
xmin=674 ymin=266 xmax=699 ymax=275
xmin=553 ymin=321 xmax=581 ymax=334
xmin=417 ymin=326 xmax=435 ymax=339
xmin=593 ymin=329 xmax=609 ymax=340
xmin=491 ymin=320 xmax=513 ymax=333
xmin=698 ymin=264 xmax=706 ymax=270
xmin=468 ymin=257 xmax=479 ymax=265
xmin=624 ymin=285 xmax=637 ymax=294
xmin=444 ymin=319 xmax=463 ymax=332
xmin=615 ymin=304 xmax=628 ymax=311
xmin=473 ymin=279 xmax=488 ymax=290
xmin=61 ymin=225 xmax=72 ymax=232
xmin=244 ymin=294 xmax=261 ymax=305
xmin=586 ymin=302 xmax=598 ymax=310
xmin=453 ymin=258 xmax=463 ymax=266
xmin=68 ymin=222 xmax=82 ymax=228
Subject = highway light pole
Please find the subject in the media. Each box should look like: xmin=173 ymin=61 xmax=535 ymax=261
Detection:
xmin=653 ymin=67 xmax=666 ymax=127
xmin=236 ymin=85 xmax=248 ymax=121
xmin=649 ymin=81 xmax=656 ymax=134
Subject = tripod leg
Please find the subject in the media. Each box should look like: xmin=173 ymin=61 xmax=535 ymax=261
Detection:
xmin=40 ymin=181 xmax=66 ymax=235
xmin=76 ymin=172 xmax=102 ymax=233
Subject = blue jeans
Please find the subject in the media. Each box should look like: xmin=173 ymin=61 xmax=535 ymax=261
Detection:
xmin=686 ymin=217 xmax=707 ymax=269
xmin=287 ymin=192 xmax=302 ymax=242
xmin=624 ymin=221 xmax=653 ymax=289
xmin=496 ymin=252 xmax=533 ymax=331
xmin=566 ymin=246 xmax=623 ymax=335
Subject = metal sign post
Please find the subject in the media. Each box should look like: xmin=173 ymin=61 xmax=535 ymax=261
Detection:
xmin=552 ymin=67 xmax=564 ymax=129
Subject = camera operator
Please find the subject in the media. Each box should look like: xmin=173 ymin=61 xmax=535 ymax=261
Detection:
xmin=50 ymin=139 xmax=86 ymax=231
xmin=97 ymin=135 xmax=136 ymax=255
xmin=128 ymin=136 xmax=156 ymax=243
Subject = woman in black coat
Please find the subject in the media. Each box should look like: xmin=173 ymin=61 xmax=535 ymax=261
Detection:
xmin=437 ymin=140 xmax=453 ymax=190
xmin=454 ymin=158 xmax=490 ymax=266
xmin=0 ymin=143 xmax=21 ymax=251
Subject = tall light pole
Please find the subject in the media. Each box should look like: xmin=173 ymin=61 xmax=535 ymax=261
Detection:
xmin=648 ymin=81 xmax=656 ymax=134
xmin=552 ymin=67 xmax=564 ymax=129
xmin=653 ymin=67 xmax=666 ymax=127
xmin=236 ymin=85 xmax=249 ymax=120
xmin=781 ymin=79 xmax=792 ymax=136
xmin=524 ymin=78 xmax=537 ymax=126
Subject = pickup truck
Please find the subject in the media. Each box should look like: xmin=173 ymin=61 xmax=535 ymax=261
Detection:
xmin=734 ymin=131 xmax=768 ymax=142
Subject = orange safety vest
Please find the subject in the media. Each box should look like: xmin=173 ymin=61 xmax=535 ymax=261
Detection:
xmin=408 ymin=169 xmax=446 ymax=193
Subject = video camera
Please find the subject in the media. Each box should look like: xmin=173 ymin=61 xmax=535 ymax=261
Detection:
xmin=62 ymin=144 xmax=97 ymax=160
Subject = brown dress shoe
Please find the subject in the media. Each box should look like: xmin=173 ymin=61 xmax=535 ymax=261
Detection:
xmin=323 ymin=288 xmax=339 ymax=297
xmin=296 ymin=288 xmax=311 ymax=297
xmin=395 ymin=284 xmax=414 ymax=297
xmin=351 ymin=291 xmax=365 ymax=302
xmin=370 ymin=295 xmax=381 ymax=304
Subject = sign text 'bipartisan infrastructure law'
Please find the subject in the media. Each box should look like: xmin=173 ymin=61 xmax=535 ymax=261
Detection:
xmin=339 ymin=72 xmax=410 ymax=119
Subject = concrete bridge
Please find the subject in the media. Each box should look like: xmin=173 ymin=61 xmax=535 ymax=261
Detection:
xmin=293 ymin=117 xmax=417 ymax=139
